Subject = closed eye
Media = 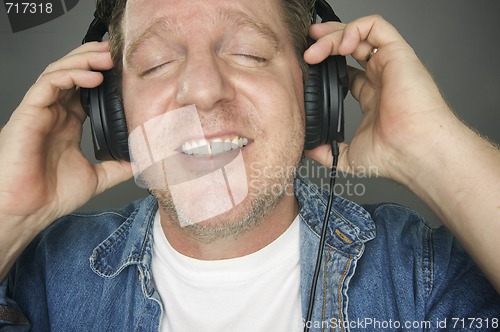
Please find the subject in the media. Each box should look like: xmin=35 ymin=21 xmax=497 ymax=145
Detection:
xmin=141 ymin=61 xmax=175 ymax=77
xmin=236 ymin=54 xmax=267 ymax=63
xmin=230 ymin=53 xmax=269 ymax=67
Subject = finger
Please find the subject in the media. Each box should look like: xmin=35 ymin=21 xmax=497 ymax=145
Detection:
xmin=338 ymin=15 xmax=405 ymax=60
xmin=349 ymin=40 xmax=376 ymax=69
xmin=305 ymin=22 xmax=345 ymax=64
xmin=305 ymin=15 xmax=405 ymax=66
xmin=304 ymin=144 xmax=332 ymax=168
xmin=94 ymin=161 xmax=133 ymax=195
xmin=64 ymin=87 xmax=91 ymax=124
xmin=41 ymin=50 xmax=113 ymax=77
xmin=24 ymin=69 xmax=104 ymax=109
xmin=347 ymin=66 xmax=381 ymax=117
xmin=308 ymin=22 xmax=345 ymax=40
xmin=63 ymin=40 xmax=110 ymax=58
xmin=304 ymin=33 xmax=340 ymax=64
xmin=347 ymin=66 xmax=367 ymax=103
xmin=304 ymin=142 xmax=351 ymax=173
xmin=305 ymin=33 xmax=374 ymax=70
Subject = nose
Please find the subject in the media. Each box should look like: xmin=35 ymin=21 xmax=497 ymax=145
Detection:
xmin=176 ymin=53 xmax=235 ymax=112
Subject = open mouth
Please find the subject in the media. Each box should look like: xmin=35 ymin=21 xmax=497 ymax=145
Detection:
xmin=180 ymin=136 xmax=250 ymax=157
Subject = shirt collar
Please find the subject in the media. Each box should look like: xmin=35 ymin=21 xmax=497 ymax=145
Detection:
xmin=90 ymin=195 xmax=158 ymax=278
xmin=294 ymin=176 xmax=375 ymax=257
xmin=90 ymin=177 xmax=375 ymax=277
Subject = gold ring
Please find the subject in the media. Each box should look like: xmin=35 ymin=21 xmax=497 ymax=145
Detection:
xmin=366 ymin=47 xmax=378 ymax=62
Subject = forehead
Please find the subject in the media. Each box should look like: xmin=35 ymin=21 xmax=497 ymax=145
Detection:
xmin=123 ymin=0 xmax=286 ymax=43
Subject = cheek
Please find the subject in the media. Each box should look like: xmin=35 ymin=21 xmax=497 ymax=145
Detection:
xmin=241 ymin=66 xmax=305 ymax=170
xmin=121 ymin=75 xmax=177 ymax=132
xmin=248 ymin=66 xmax=304 ymax=133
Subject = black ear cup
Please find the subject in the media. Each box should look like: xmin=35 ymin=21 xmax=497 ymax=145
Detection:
xmin=80 ymin=13 xmax=130 ymax=161
xmin=81 ymin=69 xmax=130 ymax=161
xmin=304 ymin=0 xmax=349 ymax=150
xmin=99 ymin=69 xmax=130 ymax=161
xmin=304 ymin=55 xmax=348 ymax=150
xmin=304 ymin=62 xmax=327 ymax=150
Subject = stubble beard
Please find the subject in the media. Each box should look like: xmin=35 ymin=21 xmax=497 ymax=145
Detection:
xmin=150 ymin=101 xmax=305 ymax=243
xmin=152 ymin=124 xmax=305 ymax=242
xmin=152 ymin=156 xmax=299 ymax=243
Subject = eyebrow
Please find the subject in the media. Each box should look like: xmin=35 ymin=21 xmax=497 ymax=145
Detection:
xmin=217 ymin=8 xmax=281 ymax=50
xmin=124 ymin=8 xmax=281 ymax=66
xmin=125 ymin=18 xmax=176 ymax=67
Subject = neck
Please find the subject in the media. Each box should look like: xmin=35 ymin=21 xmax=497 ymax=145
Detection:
xmin=159 ymin=193 xmax=299 ymax=260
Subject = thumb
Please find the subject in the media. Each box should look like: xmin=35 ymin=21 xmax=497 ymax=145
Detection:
xmin=304 ymin=142 xmax=351 ymax=173
xmin=94 ymin=161 xmax=133 ymax=195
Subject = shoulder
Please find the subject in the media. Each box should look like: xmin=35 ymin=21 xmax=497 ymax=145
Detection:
xmin=353 ymin=202 xmax=500 ymax=319
xmin=9 ymin=197 xmax=153 ymax=298
xmin=362 ymin=202 xmax=434 ymax=248
xmin=18 ymin=197 xmax=150 ymax=267
xmin=371 ymin=203 xmax=500 ymax=313
xmin=360 ymin=202 xmax=472 ymax=270
xmin=355 ymin=202 xmax=435 ymax=279
xmin=7 ymin=197 xmax=155 ymax=329
xmin=363 ymin=202 xmax=431 ymax=229
xmin=42 ymin=198 xmax=146 ymax=244
xmin=359 ymin=202 xmax=457 ymax=281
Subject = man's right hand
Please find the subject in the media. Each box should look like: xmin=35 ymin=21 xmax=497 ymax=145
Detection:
xmin=0 ymin=41 xmax=132 ymax=280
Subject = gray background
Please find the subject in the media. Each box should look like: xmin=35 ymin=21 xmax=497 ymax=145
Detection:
xmin=1 ymin=1 xmax=499 ymax=225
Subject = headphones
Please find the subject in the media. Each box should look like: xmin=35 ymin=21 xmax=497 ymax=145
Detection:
xmin=80 ymin=0 xmax=348 ymax=161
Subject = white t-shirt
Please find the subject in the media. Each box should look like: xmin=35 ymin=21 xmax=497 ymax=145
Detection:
xmin=151 ymin=212 xmax=303 ymax=332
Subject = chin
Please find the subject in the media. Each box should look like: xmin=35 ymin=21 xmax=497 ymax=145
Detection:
xmin=152 ymin=171 xmax=294 ymax=243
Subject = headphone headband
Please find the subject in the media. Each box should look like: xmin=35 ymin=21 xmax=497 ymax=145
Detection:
xmin=315 ymin=0 xmax=342 ymax=22
xmin=82 ymin=12 xmax=107 ymax=43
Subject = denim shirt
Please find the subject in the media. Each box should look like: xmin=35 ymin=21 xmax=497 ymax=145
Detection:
xmin=1 ymin=177 xmax=499 ymax=331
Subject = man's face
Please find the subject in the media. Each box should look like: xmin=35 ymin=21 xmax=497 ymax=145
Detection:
xmin=121 ymin=0 xmax=305 ymax=238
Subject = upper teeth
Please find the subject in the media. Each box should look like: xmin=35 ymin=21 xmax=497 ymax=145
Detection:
xmin=181 ymin=136 xmax=249 ymax=156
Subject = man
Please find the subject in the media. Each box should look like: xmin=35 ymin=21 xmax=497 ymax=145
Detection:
xmin=1 ymin=0 xmax=499 ymax=331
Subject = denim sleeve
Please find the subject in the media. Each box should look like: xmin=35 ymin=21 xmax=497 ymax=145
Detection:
xmin=0 ymin=277 xmax=30 ymax=331
xmin=348 ymin=203 xmax=500 ymax=329
xmin=425 ymin=223 xmax=500 ymax=323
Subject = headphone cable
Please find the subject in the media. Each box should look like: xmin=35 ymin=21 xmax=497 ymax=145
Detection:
xmin=303 ymin=140 xmax=340 ymax=332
